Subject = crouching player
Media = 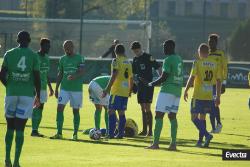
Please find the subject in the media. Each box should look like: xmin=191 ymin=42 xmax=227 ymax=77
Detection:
xmin=147 ymin=40 xmax=183 ymax=150
xmin=102 ymin=44 xmax=133 ymax=139
xmin=89 ymin=75 xmax=110 ymax=131
xmin=184 ymin=43 xmax=221 ymax=148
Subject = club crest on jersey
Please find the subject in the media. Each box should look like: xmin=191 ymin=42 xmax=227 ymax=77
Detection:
xmin=140 ymin=64 xmax=145 ymax=70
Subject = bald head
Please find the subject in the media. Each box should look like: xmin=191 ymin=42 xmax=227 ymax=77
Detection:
xmin=63 ymin=40 xmax=74 ymax=55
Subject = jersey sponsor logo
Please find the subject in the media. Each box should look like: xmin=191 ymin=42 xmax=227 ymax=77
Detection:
xmin=12 ymin=72 xmax=30 ymax=82
xmin=202 ymin=61 xmax=215 ymax=67
xmin=202 ymin=84 xmax=213 ymax=92
xmin=122 ymin=81 xmax=129 ymax=88
xmin=122 ymin=60 xmax=130 ymax=64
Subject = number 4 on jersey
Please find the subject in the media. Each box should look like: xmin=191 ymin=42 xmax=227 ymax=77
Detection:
xmin=17 ymin=56 xmax=26 ymax=71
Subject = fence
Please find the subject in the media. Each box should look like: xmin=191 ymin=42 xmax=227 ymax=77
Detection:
xmin=49 ymin=58 xmax=250 ymax=88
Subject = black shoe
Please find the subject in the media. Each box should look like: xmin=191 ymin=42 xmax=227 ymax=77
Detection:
xmin=146 ymin=131 xmax=152 ymax=137
xmin=5 ymin=160 xmax=12 ymax=167
xmin=115 ymin=135 xmax=124 ymax=139
xmin=138 ymin=131 xmax=147 ymax=136
xmin=31 ymin=130 xmax=44 ymax=137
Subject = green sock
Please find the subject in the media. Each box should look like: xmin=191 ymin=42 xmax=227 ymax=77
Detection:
xmin=170 ymin=119 xmax=178 ymax=145
xmin=104 ymin=110 xmax=109 ymax=131
xmin=32 ymin=108 xmax=43 ymax=131
xmin=5 ymin=129 xmax=14 ymax=162
xmin=94 ymin=110 xmax=101 ymax=129
xmin=153 ymin=118 xmax=163 ymax=144
xmin=14 ymin=131 xmax=24 ymax=165
xmin=56 ymin=111 xmax=64 ymax=135
xmin=37 ymin=108 xmax=43 ymax=130
xmin=32 ymin=108 xmax=39 ymax=130
xmin=73 ymin=112 xmax=80 ymax=135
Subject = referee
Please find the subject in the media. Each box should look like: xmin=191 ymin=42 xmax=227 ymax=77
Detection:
xmin=131 ymin=41 xmax=161 ymax=136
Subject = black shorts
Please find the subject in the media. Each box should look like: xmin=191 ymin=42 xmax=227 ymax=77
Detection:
xmin=137 ymin=86 xmax=154 ymax=104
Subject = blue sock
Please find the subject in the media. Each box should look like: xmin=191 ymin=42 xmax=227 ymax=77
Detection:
xmin=118 ymin=115 xmax=126 ymax=137
xmin=210 ymin=111 xmax=216 ymax=130
xmin=214 ymin=107 xmax=221 ymax=125
xmin=108 ymin=114 xmax=117 ymax=138
xmin=192 ymin=118 xmax=202 ymax=142
xmin=199 ymin=120 xmax=207 ymax=142
xmin=192 ymin=118 xmax=201 ymax=130
xmin=200 ymin=119 xmax=209 ymax=138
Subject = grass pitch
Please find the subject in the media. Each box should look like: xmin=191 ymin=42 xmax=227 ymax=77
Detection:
xmin=0 ymin=85 xmax=249 ymax=167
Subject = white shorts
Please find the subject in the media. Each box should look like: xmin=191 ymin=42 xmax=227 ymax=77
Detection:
xmin=40 ymin=90 xmax=48 ymax=103
xmin=58 ymin=89 xmax=83 ymax=109
xmin=5 ymin=96 xmax=34 ymax=119
xmin=89 ymin=81 xmax=109 ymax=106
xmin=155 ymin=93 xmax=180 ymax=113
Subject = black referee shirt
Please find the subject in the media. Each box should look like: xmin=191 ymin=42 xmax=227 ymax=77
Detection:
xmin=132 ymin=52 xmax=160 ymax=84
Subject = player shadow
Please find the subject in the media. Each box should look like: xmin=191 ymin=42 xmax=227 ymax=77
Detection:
xmin=222 ymin=133 xmax=250 ymax=138
xmin=126 ymin=137 xmax=250 ymax=150
xmin=47 ymin=137 xmax=147 ymax=148
xmin=0 ymin=122 xmax=75 ymax=132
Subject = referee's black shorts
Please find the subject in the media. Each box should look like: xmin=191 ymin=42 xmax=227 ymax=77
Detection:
xmin=137 ymin=86 xmax=154 ymax=104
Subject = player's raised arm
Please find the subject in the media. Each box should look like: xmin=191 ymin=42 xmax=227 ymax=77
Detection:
xmin=184 ymin=61 xmax=196 ymax=102
xmin=103 ymin=59 xmax=118 ymax=97
xmin=184 ymin=75 xmax=195 ymax=102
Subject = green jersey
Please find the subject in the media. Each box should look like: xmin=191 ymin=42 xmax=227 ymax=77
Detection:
xmin=160 ymin=54 xmax=183 ymax=97
xmin=38 ymin=53 xmax=50 ymax=90
xmin=59 ymin=54 xmax=85 ymax=91
xmin=93 ymin=76 xmax=110 ymax=89
xmin=2 ymin=47 xmax=40 ymax=97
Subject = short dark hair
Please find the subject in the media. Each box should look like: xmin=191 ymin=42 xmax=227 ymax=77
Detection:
xmin=163 ymin=40 xmax=175 ymax=50
xmin=40 ymin=38 xmax=50 ymax=46
xmin=130 ymin=41 xmax=141 ymax=50
xmin=209 ymin=33 xmax=219 ymax=42
xmin=17 ymin=30 xmax=31 ymax=43
xmin=115 ymin=44 xmax=125 ymax=55
xmin=199 ymin=43 xmax=209 ymax=54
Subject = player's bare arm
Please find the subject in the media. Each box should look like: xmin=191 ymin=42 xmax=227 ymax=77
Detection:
xmin=47 ymin=76 xmax=54 ymax=96
xmin=148 ymin=72 xmax=168 ymax=87
xmin=55 ymin=71 xmax=63 ymax=98
xmin=0 ymin=66 xmax=8 ymax=87
xmin=184 ymin=75 xmax=195 ymax=102
xmin=67 ymin=62 xmax=85 ymax=80
xmin=34 ymin=70 xmax=41 ymax=107
xmin=102 ymin=69 xmax=118 ymax=97
xmin=215 ymin=79 xmax=222 ymax=106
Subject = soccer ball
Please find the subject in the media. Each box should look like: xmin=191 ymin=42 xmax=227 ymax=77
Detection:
xmin=89 ymin=128 xmax=102 ymax=140
xmin=124 ymin=118 xmax=138 ymax=137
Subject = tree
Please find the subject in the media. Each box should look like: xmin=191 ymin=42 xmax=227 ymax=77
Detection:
xmin=21 ymin=0 xmax=153 ymax=20
xmin=229 ymin=19 xmax=250 ymax=61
